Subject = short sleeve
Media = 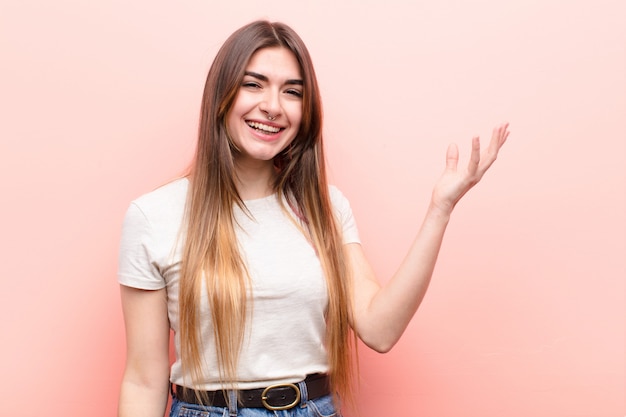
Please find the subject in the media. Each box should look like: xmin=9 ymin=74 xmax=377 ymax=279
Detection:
xmin=329 ymin=186 xmax=361 ymax=245
xmin=117 ymin=202 xmax=166 ymax=290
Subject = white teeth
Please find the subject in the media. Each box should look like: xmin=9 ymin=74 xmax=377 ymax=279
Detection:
xmin=247 ymin=121 xmax=280 ymax=133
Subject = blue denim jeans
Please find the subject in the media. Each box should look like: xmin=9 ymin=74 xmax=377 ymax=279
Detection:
xmin=169 ymin=392 xmax=340 ymax=417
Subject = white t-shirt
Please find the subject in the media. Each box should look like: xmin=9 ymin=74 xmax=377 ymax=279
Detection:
xmin=118 ymin=178 xmax=360 ymax=390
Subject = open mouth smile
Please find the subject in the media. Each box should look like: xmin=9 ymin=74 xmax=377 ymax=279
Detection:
xmin=246 ymin=121 xmax=283 ymax=134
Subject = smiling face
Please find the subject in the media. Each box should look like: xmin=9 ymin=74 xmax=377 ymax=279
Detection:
xmin=226 ymin=47 xmax=303 ymax=167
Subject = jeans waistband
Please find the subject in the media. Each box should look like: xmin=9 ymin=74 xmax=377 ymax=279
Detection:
xmin=173 ymin=373 xmax=330 ymax=411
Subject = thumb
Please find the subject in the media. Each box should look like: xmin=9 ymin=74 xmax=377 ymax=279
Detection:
xmin=445 ymin=143 xmax=459 ymax=171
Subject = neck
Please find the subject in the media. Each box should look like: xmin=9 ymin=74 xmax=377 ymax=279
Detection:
xmin=234 ymin=157 xmax=276 ymax=200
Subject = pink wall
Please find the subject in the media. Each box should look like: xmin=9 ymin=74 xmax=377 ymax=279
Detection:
xmin=1 ymin=0 xmax=624 ymax=416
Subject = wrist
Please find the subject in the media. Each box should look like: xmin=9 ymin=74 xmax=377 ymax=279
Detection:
xmin=426 ymin=200 xmax=454 ymax=222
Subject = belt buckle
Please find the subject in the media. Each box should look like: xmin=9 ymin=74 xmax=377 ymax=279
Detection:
xmin=261 ymin=383 xmax=301 ymax=411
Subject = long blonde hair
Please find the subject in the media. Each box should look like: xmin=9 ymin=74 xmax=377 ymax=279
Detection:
xmin=179 ymin=20 xmax=355 ymax=403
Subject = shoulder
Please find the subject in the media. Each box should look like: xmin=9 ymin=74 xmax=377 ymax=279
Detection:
xmin=328 ymin=184 xmax=351 ymax=209
xmin=125 ymin=178 xmax=188 ymax=229
xmin=327 ymin=185 xmax=360 ymax=243
xmin=327 ymin=184 xmax=353 ymax=220
xmin=132 ymin=177 xmax=188 ymax=209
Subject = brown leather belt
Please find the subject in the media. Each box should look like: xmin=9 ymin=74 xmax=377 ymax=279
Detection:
xmin=173 ymin=373 xmax=330 ymax=411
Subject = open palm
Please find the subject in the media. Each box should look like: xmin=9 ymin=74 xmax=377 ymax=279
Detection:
xmin=431 ymin=123 xmax=510 ymax=214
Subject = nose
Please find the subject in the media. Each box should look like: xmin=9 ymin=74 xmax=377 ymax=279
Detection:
xmin=259 ymin=88 xmax=281 ymax=119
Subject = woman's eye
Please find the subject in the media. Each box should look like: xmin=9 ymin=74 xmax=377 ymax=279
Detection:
xmin=242 ymin=81 xmax=261 ymax=89
xmin=285 ymin=89 xmax=303 ymax=98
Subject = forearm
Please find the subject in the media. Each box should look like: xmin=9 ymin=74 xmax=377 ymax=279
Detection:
xmin=118 ymin=376 xmax=170 ymax=417
xmin=357 ymin=203 xmax=451 ymax=352
xmin=354 ymin=123 xmax=509 ymax=352
xmin=118 ymin=286 xmax=171 ymax=417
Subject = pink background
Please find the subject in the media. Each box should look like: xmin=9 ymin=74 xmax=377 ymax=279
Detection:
xmin=1 ymin=0 xmax=624 ymax=416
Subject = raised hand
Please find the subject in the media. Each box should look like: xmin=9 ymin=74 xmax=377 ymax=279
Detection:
xmin=431 ymin=123 xmax=510 ymax=214
xmin=349 ymin=123 xmax=510 ymax=351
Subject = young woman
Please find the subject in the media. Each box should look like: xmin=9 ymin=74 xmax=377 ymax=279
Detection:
xmin=117 ymin=20 xmax=509 ymax=417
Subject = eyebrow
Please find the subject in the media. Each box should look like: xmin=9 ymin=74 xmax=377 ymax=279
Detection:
xmin=244 ymin=71 xmax=303 ymax=86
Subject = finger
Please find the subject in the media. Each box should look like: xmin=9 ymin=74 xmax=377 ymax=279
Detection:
xmin=486 ymin=123 xmax=509 ymax=161
xmin=445 ymin=143 xmax=459 ymax=171
xmin=488 ymin=125 xmax=504 ymax=153
xmin=501 ymin=129 xmax=510 ymax=147
xmin=500 ymin=123 xmax=510 ymax=146
xmin=495 ymin=122 xmax=510 ymax=148
xmin=468 ymin=136 xmax=480 ymax=174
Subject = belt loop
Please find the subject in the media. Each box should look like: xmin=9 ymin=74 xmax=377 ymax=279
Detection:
xmin=227 ymin=390 xmax=238 ymax=416
xmin=298 ymin=380 xmax=309 ymax=408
